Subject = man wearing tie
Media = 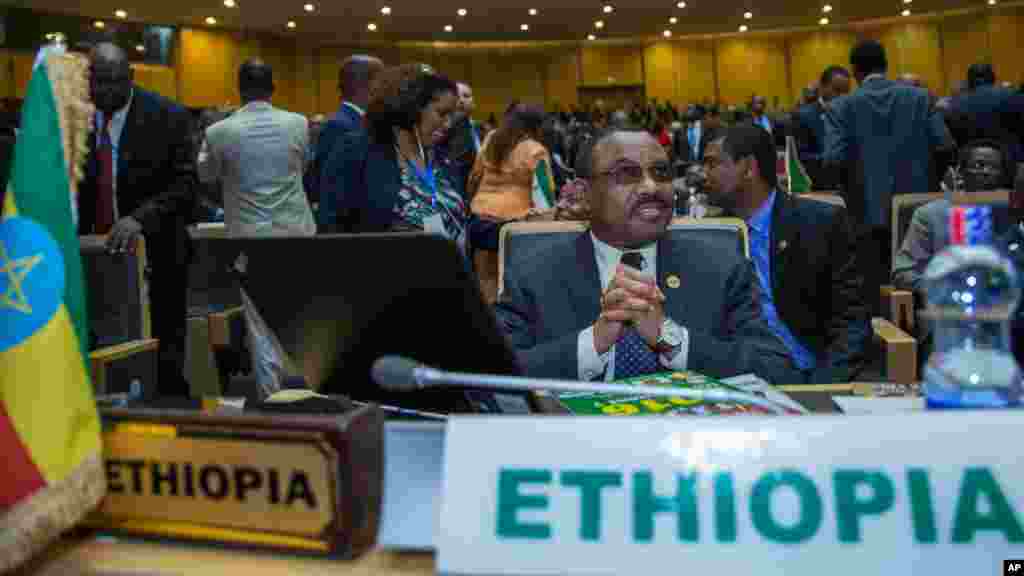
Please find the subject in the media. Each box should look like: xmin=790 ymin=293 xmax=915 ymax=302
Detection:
xmin=704 ymin=124 xmax=870 ymax=383
xmin=79 ymin=43 xmax=196 ymax=397
xmin=675 ymin=105 xmax=721 ymax=164
xmin=495 ymin=126 xmax=799 ymax=384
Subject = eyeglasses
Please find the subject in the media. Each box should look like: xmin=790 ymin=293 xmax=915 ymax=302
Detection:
xmin=597 ymin=162 xmax=674 ymax=187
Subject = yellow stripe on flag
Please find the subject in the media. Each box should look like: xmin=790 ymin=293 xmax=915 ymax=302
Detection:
xmin=1 ymin=305 xmax=101 ymax=484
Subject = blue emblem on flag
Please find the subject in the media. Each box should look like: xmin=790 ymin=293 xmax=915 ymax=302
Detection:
xmin=0 ymin=217 xmax=64 ymax=353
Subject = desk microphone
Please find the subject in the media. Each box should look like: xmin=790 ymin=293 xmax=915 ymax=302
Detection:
xmin=372 ymin=356 xmax=788 ymax=415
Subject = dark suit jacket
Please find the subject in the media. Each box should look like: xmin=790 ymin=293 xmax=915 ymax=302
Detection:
xmin=315 ymin=103 xmax=364 ymax=232
xmin=79 ymin=87 xmax=195 ymax=266
xmin=791 ymin=101 xmax=839 ymax=190
xmin=332 ymin=131 xmax=504 ymax=250
xmin=494 ymin=232 xmax=802 ymax=385
xmin=824 ymin=76 xmax=951 ymax=229
xmin=950 ymin=85 xmax=1024 ymax=163
xmin=673 ymin=121 xmax=718 ymax=164
xmin=769 ymin=194 xmax=871 ymax=383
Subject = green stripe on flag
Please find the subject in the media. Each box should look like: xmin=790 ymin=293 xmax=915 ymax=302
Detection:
xmin=6 ymin=61 xmax=90 ymax=366
xmin=533 ymin=159 xmax=556 ymax=210
xmin=785 ymin=136 xmax=813 ymax=195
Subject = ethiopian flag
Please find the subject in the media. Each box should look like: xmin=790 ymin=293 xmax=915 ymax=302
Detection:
xmin=0 ymin=49 xmax=106 ymax=571
xmin=785 ymin=135 xmax=813 ymax=195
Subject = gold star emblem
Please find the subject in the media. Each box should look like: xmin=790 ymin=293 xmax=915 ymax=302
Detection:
xmin=0 ymin=242 xmax=43 ymax=315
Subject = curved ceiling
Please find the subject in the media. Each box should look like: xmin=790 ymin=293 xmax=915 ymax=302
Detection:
xmin=6 ymin=0 xmax=1006 ymax=43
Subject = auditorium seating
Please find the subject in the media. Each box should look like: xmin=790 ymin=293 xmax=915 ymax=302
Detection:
xmin=80 ymin=235 xmax=159 ymax=398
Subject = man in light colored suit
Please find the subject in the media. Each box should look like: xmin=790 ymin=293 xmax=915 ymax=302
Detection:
xmin=198 ymin=58 xmax=315 ymax=238
xmin=198 ymin=58 xmax=315 ymax=398
xmin=824 ymin=40 xmax=953 ymax=314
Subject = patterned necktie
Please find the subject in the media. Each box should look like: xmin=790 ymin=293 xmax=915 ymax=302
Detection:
xmin=614 ymin=252 xmax=660 ymax=379
xmin=96 ymin=116 xmax=115 ymax=234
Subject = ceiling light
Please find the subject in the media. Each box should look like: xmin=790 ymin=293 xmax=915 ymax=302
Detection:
xmin=823 ymin=4 xmax=833 ymax=12
xmin=223 ymin=0 xmax=236 ymax=7
xmin=529 ymin=8 xmax=538 ymax=15
xmin=988 ymin=0 xmax=997 ymax=5
xmin=304 ymin=3 xmax=315 ymax=12
xmin=287 ymin=20 xmax=297 ymax=28
xmin=663 ymin=29 xmax=672 ymax=37
xmin=901 ymin=8 xmax=911 ymax=15
xmin=381 ymin=6 xmax=391 ymax=14
xmin=677 ymin=1 xmax=687 ymax=7
xmin=744 ymin=11 xmax=753 ymax=19
xmin=205 ymin=16 xmax=217 ymax=25
xmin=595 ymin=20 xmax=605 ymax=28
xmin=819 ymin=17 xmax=829 ymax=24
xmin=114 ymin=9 xmax=127 ymax=19
xmin=903 ymin=0 xmax=912 ymax=3
xmin=135 ymin=44 xmax=145 ymax=52
xmin=603 ymin=4 xmax=614 ymax=13
xmin=670 ymin=16 xmax=678 ymax=23
xmin=588 ymin=33 xmax=597 ymax=40
xmin=739 ymin=24 xmax=748 ymax=31
xmin=93 ymin=20 xmax=105 ymax=29
xmin=520 ymin=23 xmax=530 ymax=31
xmin=444 ymin=24 xmax=453 ymax=31
xmin=367 ymin=22 xmax=378 ymax=31
xmin=457 ymin=8 xmax=468 ymax=16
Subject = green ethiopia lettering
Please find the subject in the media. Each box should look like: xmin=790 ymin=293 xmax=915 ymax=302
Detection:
xmin=495 ymin=467 xmax=1024 ymax=545
xmin=105 ymin=460 xmax=318 ymax=509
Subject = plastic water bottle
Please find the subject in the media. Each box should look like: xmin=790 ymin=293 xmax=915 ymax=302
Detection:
xmin=922 ymin=207 xmax=1022 ymax=409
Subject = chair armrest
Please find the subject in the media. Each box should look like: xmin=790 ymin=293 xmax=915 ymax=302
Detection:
xmin=871 ymin=318 xmax=918 ymax=385
xmin=89 ymin=339 xmax=159 ymax=395
xmin=879 ymin=285 xmax=915 ymax=333
xmin=209 ymin=306 xmax=245 ymax=350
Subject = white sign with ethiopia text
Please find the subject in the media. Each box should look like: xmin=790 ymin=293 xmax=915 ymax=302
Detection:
xmin=437 ymin=412 xmax=1024 ymax=575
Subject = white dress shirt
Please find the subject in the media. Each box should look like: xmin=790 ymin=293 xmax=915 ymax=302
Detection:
xmin=94 ymin=88 xmax=135 ymax=221
xmin=577 ymin=233 xmax=690 ymax=381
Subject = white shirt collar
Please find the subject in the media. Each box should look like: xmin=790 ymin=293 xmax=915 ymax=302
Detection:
xmin=863 ymin=73 xmax=885 ymax=83
xmin=343 ymin=101 xmax=365 ymax=117
xmin=590 ymin=231 xmax=658 ymax=290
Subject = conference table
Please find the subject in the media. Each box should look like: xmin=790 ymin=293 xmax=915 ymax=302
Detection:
xmin=20 ymin=383 xmax=898 ymax=576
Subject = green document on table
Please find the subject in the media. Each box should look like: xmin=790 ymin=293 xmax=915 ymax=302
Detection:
xmin=555 ymin=371 xmax=805 ymax=416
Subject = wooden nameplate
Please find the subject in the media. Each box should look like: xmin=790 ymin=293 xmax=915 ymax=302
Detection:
xmin=85 ymin=405 xmax=384 ymax=558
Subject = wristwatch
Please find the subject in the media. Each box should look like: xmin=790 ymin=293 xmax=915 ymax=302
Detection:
xmin=653 ymin=318 xmax=684 ymax=359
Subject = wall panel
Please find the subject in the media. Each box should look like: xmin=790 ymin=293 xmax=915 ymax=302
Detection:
xmin=989 ymin=6 xmax=1024 ymax=85
xmin=581 ymin=45 xmax=643 ymax=86
xmin=715 ymin=35 xmax=790 ymax=108
xmin=177 ymin=28 xmax=239 ymax=108
xmin=542 ymin=47 xmax=579 ymax=111
xmin=131 ymin=64 xmax=178 ymax=101
xmin=861 ymin=21 xmax=944 ymax=93
xmin=643 ymin=42 xmax=675 ymax=103
xmin=673 ymin=39 xmax=717 ymax=106
xmin=941 ymin=12 xmax=991 ymax=93
xmin=788 ymin=29 xmax=856 ymax=100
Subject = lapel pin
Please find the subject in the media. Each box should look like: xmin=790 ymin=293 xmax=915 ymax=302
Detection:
xmin=778 ymin=240 xmax=788 ymax=253
xmin=666 ymin=275 xmax=681 ymax=289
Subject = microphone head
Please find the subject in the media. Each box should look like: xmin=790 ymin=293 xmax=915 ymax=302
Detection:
xmin=372 ymin=356 xmax=423 ymax=392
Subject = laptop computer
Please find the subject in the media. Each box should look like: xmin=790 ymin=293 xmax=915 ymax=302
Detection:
xmin=203 ymin=233 xmax=536 ymax=414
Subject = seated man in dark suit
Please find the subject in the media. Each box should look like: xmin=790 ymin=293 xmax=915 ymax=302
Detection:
xmin=495 ymin=126 xmax=800 ymax=385
xmin=704 ymin=124 xmax=871 ymax=383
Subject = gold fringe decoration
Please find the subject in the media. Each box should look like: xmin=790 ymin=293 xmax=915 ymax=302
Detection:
xmin=0 ymin=53 xmax=105 ymax=573
xmin=44 ymin=51 xmax=95 ymax=199
xmin=0 ymin=454 xmax=107 ymax=573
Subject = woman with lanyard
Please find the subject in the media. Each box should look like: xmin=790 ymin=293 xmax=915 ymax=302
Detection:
xmin=341 ymin=63 xmax=507 ymax=260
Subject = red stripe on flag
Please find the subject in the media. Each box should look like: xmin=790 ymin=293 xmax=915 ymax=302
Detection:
xmin=0 ymin=403 xmax=47 ymax=508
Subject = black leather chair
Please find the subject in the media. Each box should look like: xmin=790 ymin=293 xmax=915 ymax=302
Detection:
xmin=80 ymin=235 xmax=159 ymax=398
